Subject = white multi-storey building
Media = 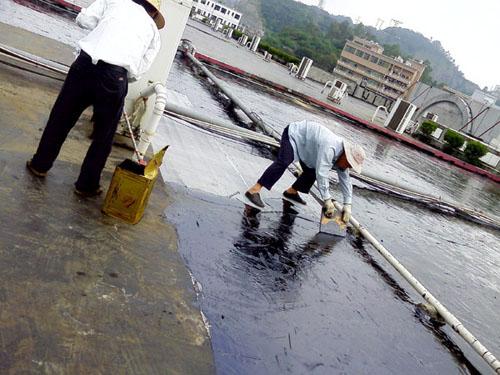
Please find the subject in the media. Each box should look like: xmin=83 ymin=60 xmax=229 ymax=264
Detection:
xmin=191 ymin=0 xmax=242 ymax=28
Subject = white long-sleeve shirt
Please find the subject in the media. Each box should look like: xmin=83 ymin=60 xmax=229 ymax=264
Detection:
xmin=288 ymin=120 xmax=353 ymax=204
xmin=76 ymin=0 xmax=161 ymax=80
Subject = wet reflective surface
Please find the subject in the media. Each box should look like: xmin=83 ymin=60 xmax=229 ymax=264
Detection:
xmin=2 ymin=3 xmax=497 ymax=369
xmin=215 ymin=69 xmax=500 ymax=218
xmin=166 ymin=59 xmax=500 ymax=374
xmin=166 ymin=187 xmax=477 ymax=374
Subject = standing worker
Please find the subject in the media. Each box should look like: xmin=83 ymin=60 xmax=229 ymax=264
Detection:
xmin=245 ymin=120 xmax=366 ymax=223
xmin=26 ymin=0 xmax=165 ymax=197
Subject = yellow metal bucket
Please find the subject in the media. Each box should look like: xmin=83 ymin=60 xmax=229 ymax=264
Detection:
xmin=102 ymin=146 xmax=168 ymax=224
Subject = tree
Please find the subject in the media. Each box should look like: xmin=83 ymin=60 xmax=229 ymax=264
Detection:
xmin=420 ymin=60 xmax=437 ymax=86
xmin=443 ymin=129 xmax=465 ymax=155
xmin=463 ymin=141 xmax=488 ymax=166
xmin=382 ymin=44 xmax=401 ymax=58
xmin=417 ymin=120 xmax=438 ymax=144
xmin=328 ymin=20 xmax=352 ymax=44
xmin=420 ymin=120 xmax=438 ymax=136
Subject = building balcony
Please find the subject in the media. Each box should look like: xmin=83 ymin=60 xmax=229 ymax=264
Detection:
xmin=337 ymin=60 xmax=408 ymax=93
xmin=337 ymin=60 xmax=384 ymax=81
xmin=341 ymin=51 xmax=389 ymax=75
xmin=334 ymin=68 xmax=400 ymax=100
xmin=388 ymin=70 xmax=412 ymax=84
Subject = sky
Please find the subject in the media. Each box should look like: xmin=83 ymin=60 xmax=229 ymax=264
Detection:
xmin=296 ymin=0 xmax=500 ymax=90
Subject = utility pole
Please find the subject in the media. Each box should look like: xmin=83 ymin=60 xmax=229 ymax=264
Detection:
xmin=391 ymin=19 xmax=403 ymax=27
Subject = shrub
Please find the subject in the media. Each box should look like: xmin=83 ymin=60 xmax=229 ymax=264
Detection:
xmin=231 ymin=29 xmax=243 ymax=41
xmin=419 ymin=120 xmax=438 ymax=136
xmin=443 ymin=129 xmax=465 ymax=154
xmin=416 ymin=120 xmax=439 ymax=144
xmin=463 ymin=141 xmax=488 ymax=166
xmin=258 ymin=41 xmax=300 ymax=65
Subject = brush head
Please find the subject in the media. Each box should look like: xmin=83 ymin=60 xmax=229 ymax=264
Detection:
xmin=319 ymin=209 xmax=347 ymax=237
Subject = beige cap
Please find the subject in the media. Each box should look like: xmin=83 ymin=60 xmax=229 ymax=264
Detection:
xmin=142 ymin=0 xmax=165 ymax=29
xmin=343 ymin=142 xmax=366 ymax=174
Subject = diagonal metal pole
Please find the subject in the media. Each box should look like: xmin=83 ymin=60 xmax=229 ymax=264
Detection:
xmin=477 ymin=118 xmax=500 ymax=138
xmin=459 ymin=105 xmax=489 ymax=132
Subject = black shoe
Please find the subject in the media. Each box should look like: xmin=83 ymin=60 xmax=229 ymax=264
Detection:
xmin=283 ymin=190 xmax=307 ymax=205
xmin=245 ymin=191 xmax=265 ymax=208
xmin=74 ymin=186 xmax=103 ymax=198
xmin=26 ymin=160 xmax=47 ymax=177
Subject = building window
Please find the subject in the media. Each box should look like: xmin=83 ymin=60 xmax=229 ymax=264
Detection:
xmin=355 ymin=49 xmax=364 ymax=58
xmin=345 ymin=46 xmax=356 ymax=54
xmin=378 ymin=60 xmax=389 ymax=68
xmin=370 ymin=56 xmax=378 ymax=64
xmin=235 ymin=14 xmax=240 ymax=19
xmin=220 ymin=7 xmax=226 ymax=14
xmin=214 ymin=5 xmax=220 ymax=10
xmin=201 ymin=0 xmax=206 ymax=3
xmin=362 ymin=52 xmax=370 ymax=60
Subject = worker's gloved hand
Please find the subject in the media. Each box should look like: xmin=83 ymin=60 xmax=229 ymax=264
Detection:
xmin=323 ymin=199 xmax=335 ymax=218
xmin=341 ymin=204 xmax=352 ymax=223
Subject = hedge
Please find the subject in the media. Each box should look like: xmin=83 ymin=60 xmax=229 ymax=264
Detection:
xmin=419 ymin=120 xmax=438 ymax=136
xmin=231 ymin=29 xmax=243 ymax=40
xmin=443 ymin=129 xmax=465 ymax=154
xmin=258 ymin=41 xmax=300 ymax=65
xmin=463 ymin=141 xmax=488 ymax=166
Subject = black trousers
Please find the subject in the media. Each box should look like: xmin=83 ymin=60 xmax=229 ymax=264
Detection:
xmin=31 ymin=51 xmax=128 ymax=191
xmin=258 ymin=126 xmax=316 ymax=193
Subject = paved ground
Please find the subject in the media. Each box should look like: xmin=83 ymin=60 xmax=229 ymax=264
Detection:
xmin=0 ymin=11 xmax=496 ymax=374
xmin=149 ymin=115 xmax=478 ymax=374
xmin=183 ymin=20 xmax=386 ymax=125
xmin=0 ymin=22 xmax=215 ymax=374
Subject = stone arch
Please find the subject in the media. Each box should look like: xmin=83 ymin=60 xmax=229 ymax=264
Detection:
xmin=414 ymin=93 xmax=473 ymax=128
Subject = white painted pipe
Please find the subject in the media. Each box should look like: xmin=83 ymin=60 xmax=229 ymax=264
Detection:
xmin=163 ymin=102 xmax=279 ymax=147
xmin=0 ymin=42 xmax=68 ymax=74
xmin=371 ymin=105 xmax=389 ymax=122
xmin=137 ymin=82 xmax=167 ymax=158
xmin=5 ymin=44 xmax=499 ymax=371
xmin=332 ymin=199 xmax=500 ymax=374
xmin=321 ymin=81 xmax=334 ymax=94
xmin=350 ymin=171 xmax=499 ymax=228
xmin=182 ymin=44 xmax=282 ymax=141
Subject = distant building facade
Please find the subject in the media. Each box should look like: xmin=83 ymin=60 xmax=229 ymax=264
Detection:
xmin=333 ymin=37 xmax=426 ymax=107
xmin=471 ymin=89 xmax=497 ymax=106
xmin=490 ymin=85 xmax=500 ymax=100
xmin=191 ymin=0 xmax=242 ymax=28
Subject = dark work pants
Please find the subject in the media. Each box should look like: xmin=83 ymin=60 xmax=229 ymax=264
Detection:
xmin=31 ymin=51 xmax=128 ymax=191
xmin=258 ymin=126 xmax=317 ymax=194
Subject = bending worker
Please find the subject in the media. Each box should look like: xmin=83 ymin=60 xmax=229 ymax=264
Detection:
xmin=245 ymin=120 xmax=366 ymax=222
xmin=26 ymin=0 xmax=164 ymax=197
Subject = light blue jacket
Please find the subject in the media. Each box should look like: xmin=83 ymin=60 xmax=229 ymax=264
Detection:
xmin=288 ymin=120 xmax=353 ymax=204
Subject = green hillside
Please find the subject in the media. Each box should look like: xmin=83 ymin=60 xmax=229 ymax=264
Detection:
xmin=219 ymin=0 xmax=479 ymax=95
